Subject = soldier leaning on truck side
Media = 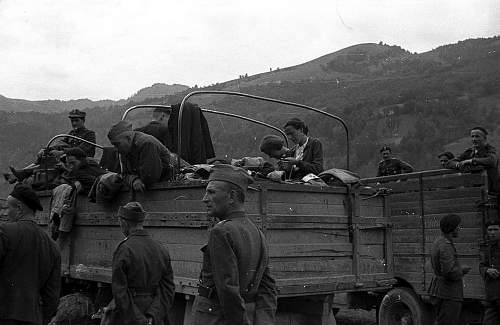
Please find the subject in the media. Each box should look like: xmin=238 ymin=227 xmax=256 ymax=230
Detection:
xmin=0 ymin=184 xmax=61 ymax=325
xmin=192 ymin=164 xmax=278 ymax=325
xmin=479 ymin=218 xmax=500 ymax=325
xmin=102 ymin=202 xmax=175 ymax=325
xmin=107 ymin=120 xmax=186 ymax=192
xmin=376 ymin=145 xmax=414 ymax=177
xmin=428 ymin=214 xmax=471 ymax=325
xmin=446 ymin=127 xmax=499 ymax=193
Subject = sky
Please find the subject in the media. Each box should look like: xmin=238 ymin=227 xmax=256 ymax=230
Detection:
xmin=0 ymin=0 xmax=499 ymax=101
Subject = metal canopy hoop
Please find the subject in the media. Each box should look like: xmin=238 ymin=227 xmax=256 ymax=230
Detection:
xmin=178 ymin=90 xmax=350 ymax=169
xmin=46 ymin=134 xmax=104 ymax=150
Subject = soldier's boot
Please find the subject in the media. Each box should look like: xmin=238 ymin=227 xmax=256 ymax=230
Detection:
xmin=9 ymin=166 xmax=35 ymax=182
xmin=3 ymin=173 xmax=18 ymax=184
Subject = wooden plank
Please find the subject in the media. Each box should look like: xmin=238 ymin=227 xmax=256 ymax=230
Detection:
xmin=390 ymin=187 xmax=483 ymax=202
xmin=270 ymin=258 xmax=353 ymax=277
xmin=269 ymin=243 xmax=352 ymax=258
xmin=393 ymin=228 xmax=483 ymax=243
xmin=266 ymin=229 xmax=350 ymax=244
xmin=267 ymin=214 xmax=348 ymax=224
xmin=266 ymin=202 xmax=347 ymax=215
xmin=265 ymin=190 xmax=346 ymax=205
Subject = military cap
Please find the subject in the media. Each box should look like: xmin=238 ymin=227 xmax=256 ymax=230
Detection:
xmin=470 ymin=126 xmax=488 ymax=136
xmin=380 ymin=146 xmax=392 ymax=153
xmin=64 ymin=147 xmax=86 ymax=159
xmin=440 ymin=214 xmax=461 ymax=234
xmin=10 ymin=183 xmax=43 ymax=212
xmin=118 ymin=201 xmax=146 ymax=222
xmin=486 ymin=218 xmax=500 ymax=227
xmin=107 ymin=120 xmax=133 ymax=141
xmin=208 ymin=164 xmax=254 ymax=191
xmin=68 ymin=109 xmax=86 ymax=119
xmin=153 ymin=106 xmax=171 ymax=114
xmin=437 ymin=151 xmax=455 ymax=159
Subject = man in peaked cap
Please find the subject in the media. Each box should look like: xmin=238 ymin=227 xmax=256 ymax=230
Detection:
xmin=66 ymin=109 xmax=97 ymax=158
xmin=0 ymin=184 xmax=61 ymax=325
xmin=376 ymin=145 xmax=414 ymax=177
xmin=135 ymin=107 xmax=171 ymax=148
xmin=447 ymin=127 xmax=499 ymax=193
xmin=428 ymin=214 xmax=471 ymax=325
xmin=107 ymin=120 xmax=186 ymax=192
xmin=105 ymin=202 xmax=174 ymax=325
xmin=192 ymin=164 xmax=277 ymax=325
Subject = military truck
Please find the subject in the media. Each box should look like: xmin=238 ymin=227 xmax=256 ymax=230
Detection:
xmin=362 ymin=169 xmax=497 ymax=325
xmin=2 ymin=92 xmax=396 ymax=325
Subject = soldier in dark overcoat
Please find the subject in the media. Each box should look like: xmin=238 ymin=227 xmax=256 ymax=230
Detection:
xmin=480 ymin=218 xmax=500 ymax=325
xmin=104 ymin=202 xmax=175 ymax=325
xmin=0 ymin=184 xmax=61 ymax=325
xmin=135 ymin=107 xmax=171 ymax=148
xmin=428 ymin=214 xmax=471 ymax=325
xmin=192 ymin=164 xmax=277 ymax=325
xmin=66 ymin=109 xmax=97 ymax=158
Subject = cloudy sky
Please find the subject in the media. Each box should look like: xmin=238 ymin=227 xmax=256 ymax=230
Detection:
xmin=0 ymin=0 xmax=499 ymax=101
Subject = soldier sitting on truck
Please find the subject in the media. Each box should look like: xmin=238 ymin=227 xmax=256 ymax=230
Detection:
xmin=107 ymin=120 xmax=184 ymax=192
xmin=438 ymin=151 xmax=455 ymax=169
xmin=134 ymin=106 xmax=171 ymax=148
xmin=60 ymin=147 xmax=106 ymax=194
xmin=7 ymin=109 xmax=97 ymax=183
xmin=428 ymin=214 xmax=471 ymax=325
xmin=446 ymin=127 xmax=499 ymax=193
xmin=376 ymin=145 xmax=414 ymax=177
xmin=479 ymin=218 xmax=500 ymax=325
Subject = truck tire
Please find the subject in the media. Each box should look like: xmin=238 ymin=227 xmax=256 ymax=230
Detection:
xmin=378 ymin=287 xmax=432 ymax=325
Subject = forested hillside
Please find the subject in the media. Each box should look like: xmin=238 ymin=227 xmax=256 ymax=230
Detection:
xmin=0 ymin=36 xmax=499 ymax=193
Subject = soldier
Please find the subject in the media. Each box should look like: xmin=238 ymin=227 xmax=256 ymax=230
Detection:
xmin=66 ymin=109 xmax=97 ymax=158
xmin=104 ymin=202 xmax=175 ymax=325
xmin=446 ymin=127 xmax=498 ymax=192
xmin=0 ymin=184 xmax=61 ymax=325
xmin=61 ymin=147 xmax=106 ymax=194
xmin=438 ymin=151 xmax=455 ymax=169
xmin=259 ymin=134 xmax=290 ymax=160
xmin=192 ymin=164 xmax=277 ymax=325
xmin=135 ymin=107 xmax=171 ymax=148
xmin=479 ymin=219 xmax=500 ymax=325
xmin=376 ymin=146 xmax=414 ymax=177
xmin=428 ymin=214 xmax=471 ymax=325
xmin=107 ymin=120 xmax=185 ymax=192
xmin=7 ymin=109 xmax=97 ymax=183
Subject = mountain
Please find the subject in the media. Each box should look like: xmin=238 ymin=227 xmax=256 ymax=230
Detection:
xmin=0 ymin=83 xmax=190 ymax=113
xmin=0 ymin=36 xmax=499 ymax=193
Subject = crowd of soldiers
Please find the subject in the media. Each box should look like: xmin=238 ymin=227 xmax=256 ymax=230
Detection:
xmin=1 ymin=105 xmax=500 ymax=325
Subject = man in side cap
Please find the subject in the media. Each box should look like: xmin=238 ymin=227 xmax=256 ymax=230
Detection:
xmin=135 ymin=107 xmax=171 ymax=148
xmin=192 ymin=164 xmax=277 ymax=325
xmin=0 ymin=184 xmax=61 ymax=325
xmin=428 ymin=214 xmax=471 ymax=325
xmin=108 ymin=120 xmax=182 ymax=192
xmin=377 ymin=145 xmax=414 ymax=177
xmin=447 ymin=127 xmax=499 ymax=192
xmin=480 ymin=218 xmax=500 ymax=325
xmin=105 ymin=202 xmax=175 ymax=325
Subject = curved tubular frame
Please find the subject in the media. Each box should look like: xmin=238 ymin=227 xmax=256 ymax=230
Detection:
xmin=179 ymin=91 xmax=350 ymax=169
xmin=122 ymin=104 xmax=172 ymax=120
xmin=122 ymin=104 xmax=289 ymax=150
xmin=46 ymin=134 xmax=104 ymax=150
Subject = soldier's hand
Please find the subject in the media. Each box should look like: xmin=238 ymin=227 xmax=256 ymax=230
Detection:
xmin=146 ymin=316 xmax=153 ymax=325
xmin=74 ymin=181 xmax=83 ymax=193
xmin=133 ymin=178 xmax=146 ymax=192
xmin=486 ymin=268 xmax=500 ymax=278
xmin=462 ymin=265 xmax=471 ymax=274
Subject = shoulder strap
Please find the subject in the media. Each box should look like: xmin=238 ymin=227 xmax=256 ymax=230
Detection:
xmin=246 ymin=229 xmax=268 ymax=297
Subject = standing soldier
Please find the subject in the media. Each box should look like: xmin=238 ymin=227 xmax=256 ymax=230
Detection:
xmin=479 ymin=219 xmax=500 ymax=325
xmin=104 ymin=202 xmax=175 ymax=325
xmin=135 ymin=107 xmax=171 ymax=148
xmin=0 ymin=184 xmax=61 ymax=325
xmin=192 ymin=164 xmax=277 ymax=325
xmin=377 ymin=146 xmax=414 ymax=177
xmin=428 ymin=214 xmax=471 ymax=325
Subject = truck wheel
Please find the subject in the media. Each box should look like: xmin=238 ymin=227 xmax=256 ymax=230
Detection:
xmin=378 ymin=287 xmax=432 ymax=325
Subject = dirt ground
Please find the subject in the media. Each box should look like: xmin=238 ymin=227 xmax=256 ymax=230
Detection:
xmin=336 ymin=309 xmax=377 ymax=325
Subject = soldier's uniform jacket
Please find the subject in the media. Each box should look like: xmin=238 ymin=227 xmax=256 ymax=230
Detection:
xmin=377 ymin=158 xmax=414 ymax=177
xmin=479 ymin=240 xmax=500 ymax=301
xmin=67 ymin=127 xmax=97 ymax=157
xmin=428 ymin=236 xmax=464 ymax=301
xmin=66 ymin=158 xmax=106 ymax=194
xmin=120 ymin=132 xmax=175 ymax=188
xmin=111 ymin=229 xmax=175 ymax=325
xmin=0 ymin=219 xmax=61 ymax=324
xmin=457 ymin=144 xmax=498 ymax=192
xmin=198 ymin=211 xmax=277 ymax=325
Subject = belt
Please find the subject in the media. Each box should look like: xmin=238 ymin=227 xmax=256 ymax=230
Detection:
xmin=130 ymin=287 xmax=157 ymax=297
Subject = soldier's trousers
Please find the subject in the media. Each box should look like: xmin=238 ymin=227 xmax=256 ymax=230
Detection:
xmin=483 ymin=299 xmax=500 ymax=325
xmin=191 ymin=295 xmax=255 ymax=325
xmin=433 ymin=298 xmax=462 ymax=325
